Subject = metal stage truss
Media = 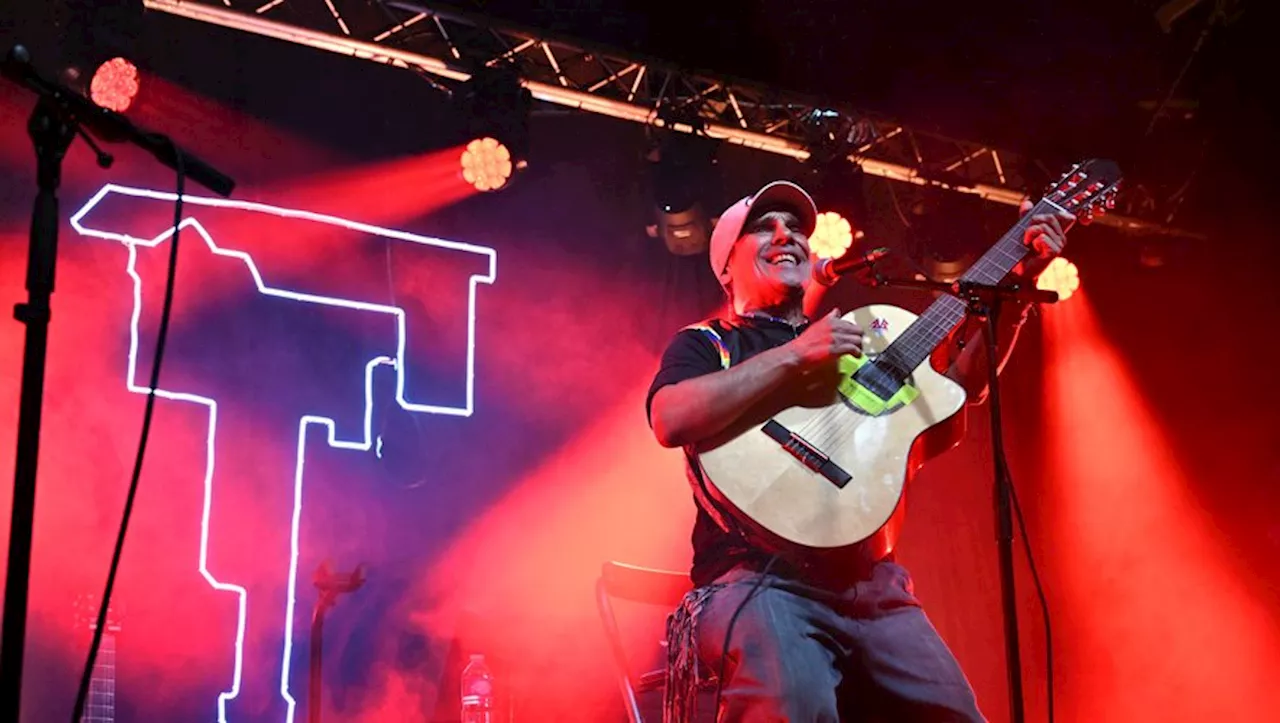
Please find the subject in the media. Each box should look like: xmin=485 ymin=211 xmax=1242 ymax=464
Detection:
xmin=142 ymin=0 xmax=1190 ymax=238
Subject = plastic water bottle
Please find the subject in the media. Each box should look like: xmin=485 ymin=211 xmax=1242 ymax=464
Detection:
xmin=460 ymin=653 xmax=494 ymax=723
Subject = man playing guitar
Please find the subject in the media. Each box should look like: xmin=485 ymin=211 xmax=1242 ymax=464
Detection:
xmin=647 ymin=180 xmax=1071 ymax=722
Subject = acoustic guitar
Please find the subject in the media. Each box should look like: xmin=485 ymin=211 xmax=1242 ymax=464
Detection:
xmin=696 ymin=159 xmax=1122 ymax=562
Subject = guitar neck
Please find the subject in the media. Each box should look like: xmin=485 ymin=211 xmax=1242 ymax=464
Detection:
xmin=81 ymin=632 xmax=116 ymax=723
xmin=879 ymin=201 xmax=1052 ymax=375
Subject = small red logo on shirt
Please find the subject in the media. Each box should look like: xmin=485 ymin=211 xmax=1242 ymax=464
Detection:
xmin=870 ymin=318 xmax=890 ymax=333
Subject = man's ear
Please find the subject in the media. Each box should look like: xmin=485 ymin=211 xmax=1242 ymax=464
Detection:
xmin=718 ymin=241 xmax=738 ymax=288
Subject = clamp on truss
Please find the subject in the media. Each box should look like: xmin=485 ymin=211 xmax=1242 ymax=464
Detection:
xmin=142 ymin=0 xmax=1195 ymax=238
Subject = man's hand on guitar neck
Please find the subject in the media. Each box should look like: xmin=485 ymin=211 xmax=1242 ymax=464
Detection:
xmin=940 ymin=201 xmax=1074 ymax=405
xmin=1013 ymin=199 xmax=1075 ymax=281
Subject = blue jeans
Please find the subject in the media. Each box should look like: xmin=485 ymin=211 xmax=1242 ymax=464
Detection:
xmin=694 ymin=562 xmax=985 ymax=722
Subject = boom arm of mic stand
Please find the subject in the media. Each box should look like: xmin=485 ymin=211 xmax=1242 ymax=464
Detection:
xmin=864 ymin=273 xmax=1060 ymax=305
xmin=2 ymin=45 xmax=236 ymax=197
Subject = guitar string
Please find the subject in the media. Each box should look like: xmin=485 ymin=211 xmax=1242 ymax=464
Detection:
xmin=792 ymin=303 xmax=961 ymax=442
xmin=792 ymin=271 xmax=974 ymax=439
xmin=84 ymin=634 xmax=116 ymax=723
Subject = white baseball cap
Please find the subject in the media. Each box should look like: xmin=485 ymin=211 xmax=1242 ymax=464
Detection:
xmin=709 ymin=180 xmax=818 ymax=289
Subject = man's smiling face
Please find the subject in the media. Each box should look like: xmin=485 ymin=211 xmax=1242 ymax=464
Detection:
xmin=725 ymin=208 xmax=812 ymax=308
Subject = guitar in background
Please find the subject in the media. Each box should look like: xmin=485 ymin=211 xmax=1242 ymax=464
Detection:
xmin=73 ymin=595 xmax=122 ymax=723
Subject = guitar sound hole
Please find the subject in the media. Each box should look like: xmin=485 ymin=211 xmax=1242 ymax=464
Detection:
xmin=853 ymin=362 xmax=903 ymax=401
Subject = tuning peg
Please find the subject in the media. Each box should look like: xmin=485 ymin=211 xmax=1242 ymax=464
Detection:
xmin=1104 ymin=195 xmax=1116 ymax=209
xmin=1080 ymin=209 xmax=1094 ymax=225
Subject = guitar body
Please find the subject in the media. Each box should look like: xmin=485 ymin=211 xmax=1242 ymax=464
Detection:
xmin=697 ymin=304 xmax=969 ymax=562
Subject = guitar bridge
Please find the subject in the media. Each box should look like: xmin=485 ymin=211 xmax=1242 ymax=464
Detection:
xmin=761 ymin=420 xmax=852 ymax=488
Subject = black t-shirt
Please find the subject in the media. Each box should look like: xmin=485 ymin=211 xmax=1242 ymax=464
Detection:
xmin=646 ymin=314 xmax=811 ymax=587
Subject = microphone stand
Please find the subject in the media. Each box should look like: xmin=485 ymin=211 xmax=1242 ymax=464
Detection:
xmin=310 ymin=562 xmax=365 ymax=723
xmin=866 ymin=271 xmax=1057 ymax=723
xmin=0 ymin=45 xmax=234 ymax=723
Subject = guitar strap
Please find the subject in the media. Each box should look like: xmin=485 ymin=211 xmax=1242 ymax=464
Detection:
xmin=682 ymin=320 xmax=732 ymax=371
xmin=679 ymin=318 xmax=763 ymax=545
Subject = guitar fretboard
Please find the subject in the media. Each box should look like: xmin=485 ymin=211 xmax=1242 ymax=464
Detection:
xmin=877 ymin=202 xmax=1048 ymax=378
xmin=80 ymin=632 xmax=116 ymax=723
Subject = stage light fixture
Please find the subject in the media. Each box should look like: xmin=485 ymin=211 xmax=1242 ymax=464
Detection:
xmin=802 ymin=159 xmax=868 ymax=260
xmin=645 ymin=120 xmax=719 ymax=255
xmin=455 ymin=66 xmax=532 ymax=191
xmin=460 ymin=137 xmax=513 ymax=192
xmin=802 ymin=109 xmax=877 ymax=167
xmin=59 ymin=55 xmax=142 ymax=114
xmin=906 ymin=185 xmax=990 ymax=282
xmin=52 ymin=2 xmax=144 ymax=112
xmin=809 ymin=211 xmax=859 ymax=260
xmin=89 ymin=57 xmax=141 ymax=112
xmin=1037 ymin=256 xmax=1081 ymax=302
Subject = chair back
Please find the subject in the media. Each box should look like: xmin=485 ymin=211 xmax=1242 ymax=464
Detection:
xmin=596 ymin=561 xmax=692 ymax=723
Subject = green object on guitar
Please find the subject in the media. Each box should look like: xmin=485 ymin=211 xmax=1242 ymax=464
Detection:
xmin=837 ymin=354 xmax=919 ymax=415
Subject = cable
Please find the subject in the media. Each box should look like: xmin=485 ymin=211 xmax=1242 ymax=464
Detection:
xmin=882 ymin=174 xmax=915 ymax=231
xmin=70 ymin=135 xmax=186 ymax=723
xmin=880 ymin=176 xmax=943 ymax=284
xmin=1005 ymin=457 xmax=1054 ymax=723
xmin=377 ymin=239 xmax=429 ymax=489
xmin=711 ymin=553 xmax=780 ymax=719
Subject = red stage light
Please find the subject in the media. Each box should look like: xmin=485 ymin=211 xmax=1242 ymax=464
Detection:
xmin=460 ymin=137 xmax=514 ymax=192
xmin=90 ymin=57 xmax=140 ymax=113
xmin=1036 ymin=256 xmax=1080 ymax=302
xmin=809 ymin=211 xmax=859 ymax=260
xmin=1040 ymin=295 xmax=1280 ymax=721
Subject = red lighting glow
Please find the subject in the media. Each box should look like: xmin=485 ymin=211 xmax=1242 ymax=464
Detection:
xmin=460 ymin=137 xmax=513 ymax=192
xmin=1036 ymin=256 xmax=1080 ymax=301
xmin=809 ymin=210 xmax=858 ymax=259
xmin=1040 ymin=296 xmax=1280 ymax=722
xmin=419 ymin=384 xmax=693 ymax=719
xmin=90 ymin=57 xmax=141 ymax=113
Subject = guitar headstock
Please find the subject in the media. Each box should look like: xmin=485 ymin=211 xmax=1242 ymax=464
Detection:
xmin=1042 ymin=158 xmax=1122 ymax=225
xmin=74 ymin=593 xmax=123 ymax=633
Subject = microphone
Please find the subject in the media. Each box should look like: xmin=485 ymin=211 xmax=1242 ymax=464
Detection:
xmin=812 ymin=247 xmax=890 ymax=286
